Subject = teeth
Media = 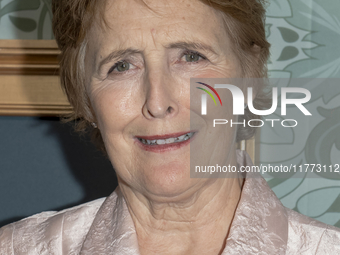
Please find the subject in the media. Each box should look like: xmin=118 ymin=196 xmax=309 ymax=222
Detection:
xmin=156 ymin=140 xmax=166 ymax=145
xmin=139 ymin=132 xmax=194 ymax=145
xmin=166 ymin=138 xmax=175 ymax=143
xmin=178 ymin=134 xmax=186 ymax=141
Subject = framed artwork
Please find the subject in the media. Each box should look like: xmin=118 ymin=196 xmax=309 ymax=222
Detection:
xmin=0 ymin=39 xmax=72 ymax=116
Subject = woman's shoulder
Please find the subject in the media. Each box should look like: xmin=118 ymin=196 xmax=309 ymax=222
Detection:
xmin=286 ymin=207 xmax=340 ymax=254
xmin=0 ymin=197 xmax=108 ymax=255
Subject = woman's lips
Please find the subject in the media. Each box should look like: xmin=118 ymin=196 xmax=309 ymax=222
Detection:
xmin=135 ymin=131 xmax=196 ymax=153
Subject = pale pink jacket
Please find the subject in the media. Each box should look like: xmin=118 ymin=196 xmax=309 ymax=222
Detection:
xmin=1 ymin=151 xmax=340 ymax=254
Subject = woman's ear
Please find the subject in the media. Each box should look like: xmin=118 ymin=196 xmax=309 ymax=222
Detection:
xmin=241 ymin=42 xmax=264 ymax=102
xmin=250 ymin=43 xmax=263 ymax=100
xmin=251 ymin=42 xmax=262 ymax=71
xmin=242 ymin=77 xmax=260 ymax=107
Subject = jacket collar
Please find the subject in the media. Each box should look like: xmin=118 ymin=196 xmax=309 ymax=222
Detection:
xmin=81 ymin=150 xmax=288 ymax=254
xmin=80 ymin=187 xmax=139 ymax=255
xmin=222 ymin=150 xmax=288 ymax=254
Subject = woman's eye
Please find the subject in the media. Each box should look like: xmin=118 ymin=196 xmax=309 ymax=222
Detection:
xmin=184 ymin=52 xmax=204 ymax=62
xmin=109 ymin=61 xmax=130 ymax=74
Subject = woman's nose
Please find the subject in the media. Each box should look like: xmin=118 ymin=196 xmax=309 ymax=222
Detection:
xmin=142 ymin=68 xmax=179 ymax=119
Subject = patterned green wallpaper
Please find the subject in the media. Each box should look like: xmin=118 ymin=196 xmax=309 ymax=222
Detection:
xmin=0 ymin=0 xmax=53 ymax=39
xmin=262 ymin=0 xmax=340 ymax=227
xmin=0 ymin=0 xmax=340 ymax=227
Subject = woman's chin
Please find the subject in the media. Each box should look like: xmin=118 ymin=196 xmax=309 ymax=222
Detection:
xmin=141 ymin=163 xmax=196 ymax=199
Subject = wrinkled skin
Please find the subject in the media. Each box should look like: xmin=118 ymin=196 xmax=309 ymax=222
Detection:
xmin=85 ymin=0 xmax=244 ymax=254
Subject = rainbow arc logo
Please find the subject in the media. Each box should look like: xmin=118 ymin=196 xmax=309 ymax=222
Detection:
xmin=196 ymin=82 xmax=223 ymax=106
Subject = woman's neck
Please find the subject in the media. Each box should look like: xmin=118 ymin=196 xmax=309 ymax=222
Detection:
xmin=119 ymin=169 xmax=244 ymax=255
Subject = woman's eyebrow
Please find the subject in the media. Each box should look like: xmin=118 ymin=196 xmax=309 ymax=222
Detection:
xmin=165 ymin=41 xmax=218 ymax=55
xmin=98 ymin=48 xmax=142 ymax=71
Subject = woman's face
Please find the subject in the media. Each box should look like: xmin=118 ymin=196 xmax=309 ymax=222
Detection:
xmin=86 ymin=0 xmax=243 ymax=198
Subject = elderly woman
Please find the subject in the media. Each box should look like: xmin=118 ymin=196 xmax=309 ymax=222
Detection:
xmin=1 ymin=0 xmax=340 ymax=254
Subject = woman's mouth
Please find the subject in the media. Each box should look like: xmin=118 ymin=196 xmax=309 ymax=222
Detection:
xmin=138 ymin=132 xmax=195 ymax=145
xmin=135 ymin=131 xmax=196 ymax=153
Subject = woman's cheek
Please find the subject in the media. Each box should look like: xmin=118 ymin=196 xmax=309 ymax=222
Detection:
xmin=91 ymin=79 xmax=142 ymax=129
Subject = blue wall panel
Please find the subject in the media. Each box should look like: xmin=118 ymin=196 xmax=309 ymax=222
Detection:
xmin=0 ymin=116 xmax=117 ymax=227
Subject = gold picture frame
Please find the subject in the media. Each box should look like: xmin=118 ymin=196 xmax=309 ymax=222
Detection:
xmin=0 ymin=39 xmax=72 ymax=116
